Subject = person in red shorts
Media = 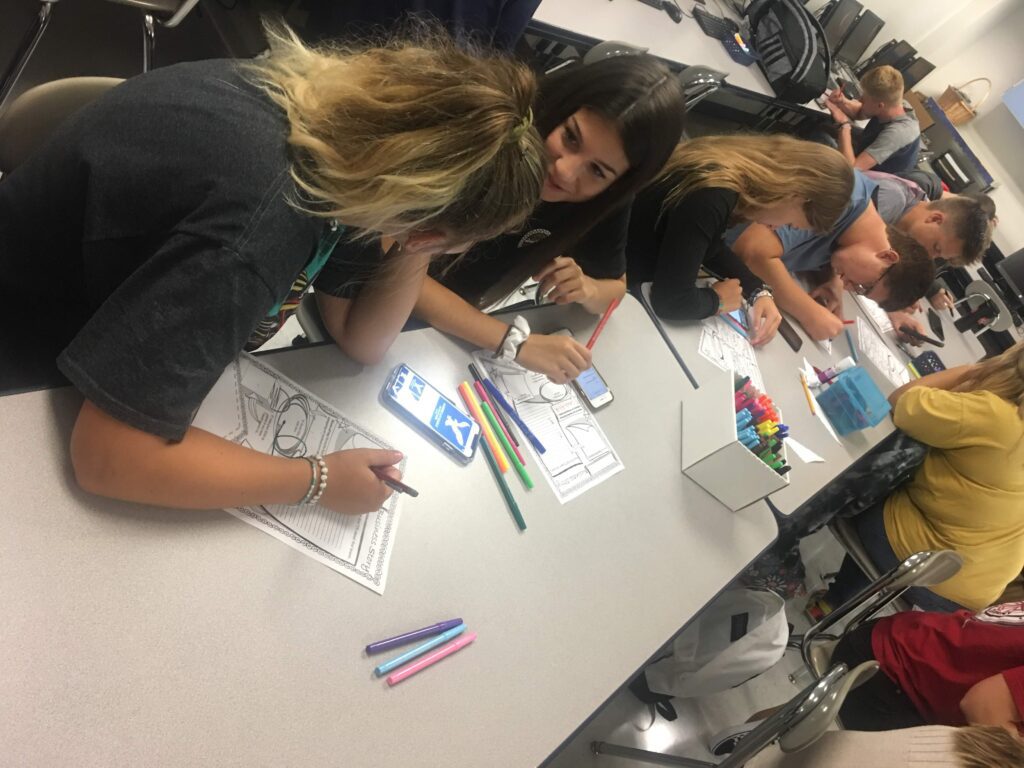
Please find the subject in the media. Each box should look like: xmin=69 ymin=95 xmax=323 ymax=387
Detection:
xmin=829 ymin=601 xmax=1024 ymax=738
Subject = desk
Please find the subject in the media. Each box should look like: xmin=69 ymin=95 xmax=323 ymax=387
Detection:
xmin=0 ymin=296 xmax=776 ymax=767
xmin=640 ymin=290 xmax=986 ymax=517
xmin=533 ymin=0 xmax=774 ymax=97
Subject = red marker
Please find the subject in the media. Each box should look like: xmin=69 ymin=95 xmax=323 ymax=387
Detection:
xmin=586 ymin=297 xmax=621 ymax=350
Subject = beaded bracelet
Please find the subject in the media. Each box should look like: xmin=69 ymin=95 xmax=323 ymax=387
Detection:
xmin=297 ymin=456 xmax=318 ymax=505
xmin=307 ymin=455 xmax=328 ymax=506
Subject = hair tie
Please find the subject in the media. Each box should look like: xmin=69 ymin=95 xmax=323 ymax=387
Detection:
xmin=509 ymin=107 xmax=534 ymax=143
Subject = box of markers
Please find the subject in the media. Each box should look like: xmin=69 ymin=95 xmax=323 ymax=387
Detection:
xmin=680 ymin=367 xmax=790 ymax=511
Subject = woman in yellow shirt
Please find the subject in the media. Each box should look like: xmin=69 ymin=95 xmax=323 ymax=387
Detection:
xmin=824 ymin=341 xmax=1024 ymax=612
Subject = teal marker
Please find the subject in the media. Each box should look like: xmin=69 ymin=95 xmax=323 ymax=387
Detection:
xmin=373 ymin=623 xmax=467 ymax=677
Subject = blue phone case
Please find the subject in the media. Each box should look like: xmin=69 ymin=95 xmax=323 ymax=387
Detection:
xmin=380 ymin=364 xmax=480 ymax=464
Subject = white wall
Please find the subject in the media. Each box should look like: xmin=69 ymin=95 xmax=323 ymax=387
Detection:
xmin=920 ymin=1 xmax=1024 ymax=254
xmin=806 ymin=0 xmax=1015 ymax=77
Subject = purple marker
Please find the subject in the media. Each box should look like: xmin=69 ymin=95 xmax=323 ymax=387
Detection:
xmin=365 ymin=618 xmax=464 ymax=655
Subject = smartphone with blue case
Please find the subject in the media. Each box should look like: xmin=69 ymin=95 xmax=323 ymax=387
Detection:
xmin=381 ymin=364 xmax=480 ymax=464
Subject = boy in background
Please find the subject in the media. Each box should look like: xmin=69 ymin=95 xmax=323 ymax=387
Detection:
xmin=827 ymin=65 xmax=921 ymax=173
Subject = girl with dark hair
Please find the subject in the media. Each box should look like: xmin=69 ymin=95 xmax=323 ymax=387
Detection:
xmin=316 ymin=54 xmax=686 ymax=382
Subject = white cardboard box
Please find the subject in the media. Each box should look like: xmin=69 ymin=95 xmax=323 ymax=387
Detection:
xmin=680 ymin=367 xmax=788 ymax=511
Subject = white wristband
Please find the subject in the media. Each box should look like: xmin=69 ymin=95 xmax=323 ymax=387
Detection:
xmin=495 ymin=315 xmax=530 ymax=361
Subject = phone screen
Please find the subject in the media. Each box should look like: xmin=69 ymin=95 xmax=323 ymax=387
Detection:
xmin=385 ymin=365 xmax=477 ymax=458
xmin=576 ymin=366 xmax=610 ymax=401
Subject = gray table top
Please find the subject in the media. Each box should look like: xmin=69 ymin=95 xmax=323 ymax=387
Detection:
xmin=640 ymin=289 xmax=986 ymax=516
xmin=0 ymin=296 xmax=776 ymax=767
xmin=534 ymin=0 xmax=775 ymax=98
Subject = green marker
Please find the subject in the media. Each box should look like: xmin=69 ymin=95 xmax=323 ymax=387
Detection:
xmin=481 ymin=400 xmax=534 ymax=490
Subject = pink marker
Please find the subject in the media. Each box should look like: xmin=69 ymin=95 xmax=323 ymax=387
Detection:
xmin=386 ymin=631 xmax=477 ymax=686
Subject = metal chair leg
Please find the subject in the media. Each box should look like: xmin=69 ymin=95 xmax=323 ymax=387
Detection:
xmin=142 ymin=12 xmax=156 ymax=72
xmin=0 ymin=0 xmax=59 ymax=110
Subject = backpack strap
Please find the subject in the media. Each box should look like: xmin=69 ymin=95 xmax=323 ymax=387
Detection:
xmin=744 ymin=0 xmax=773 ymax=29
xmin=789 ymin=0 xmax=832 ymax=80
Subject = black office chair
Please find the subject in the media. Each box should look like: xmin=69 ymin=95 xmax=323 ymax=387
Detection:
xmin=592 ymin=661 xmax=880 ymax=767
xmin=0 ymin=0 xmax=200 ymax=110
xmin=0 ymin=76 xmax=123 ymax=174
xmin=0 ymin=76 xmax=124 ymax=393
xmin=678 ymin=65 xmax=726 ymax=112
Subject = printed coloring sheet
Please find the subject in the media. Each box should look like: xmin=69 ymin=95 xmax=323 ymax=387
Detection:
xmin=193 ymin=354 xmax=403 ymax=594
xmin=472 ymin=352 xmax=624 ymax=503
xmin=697 ymin=315 xmax=767 ymax=394
xmin=856 ymin=316 xmax=911 ymax=388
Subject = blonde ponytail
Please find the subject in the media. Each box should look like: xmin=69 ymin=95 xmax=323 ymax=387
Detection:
xmin=658 ymin=134 xmax=853 ymax=233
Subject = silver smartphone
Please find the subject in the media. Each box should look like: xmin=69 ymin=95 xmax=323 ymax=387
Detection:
xmin=554 ymin=329 xmax=614 ymax=409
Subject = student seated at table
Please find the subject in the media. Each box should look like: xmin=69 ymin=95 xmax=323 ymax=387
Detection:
xmin=728 ymin=169 xmax=935 ymax=340
xmin=820 ymin=341 xmax=1024 ymax=613
xmin=825 ymin=600 xmax=1024 ymax=737
xmin=624 ymin=135 xmax=853 ymax=345
xmin=867 ymin=171 xmax=994 ymax=266
xmin=315 ymin=54 xmax=685 ymax=383
xmin=826 ymin=65 xmax=921 ymax=173
xmin=0 ymin=24 xmax=548 ymax=516
xmin=814 ymin=170 xmax=993 ymax=340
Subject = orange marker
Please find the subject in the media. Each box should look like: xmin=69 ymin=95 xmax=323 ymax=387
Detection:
xmin=474 ymin=380 xmax=526 ymax=466
xmin=457 ymin=382 xmax=510 ymax=473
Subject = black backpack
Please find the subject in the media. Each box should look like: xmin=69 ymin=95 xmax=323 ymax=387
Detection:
xmin=745 ymin=0 xmax=831 ymax=104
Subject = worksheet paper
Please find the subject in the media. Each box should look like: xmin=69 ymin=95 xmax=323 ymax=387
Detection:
xmin=697 ymin=315 xmax=767 ymax=394
xmin=856 ymin=316 xmax=911 ymax=388
xmin=472 ymin=353 xmax=624 ymax=503
xmin=854 ymin=295 xmax=895 ymax=335
xmin=192 ymin=354 xmax=403 ymax=594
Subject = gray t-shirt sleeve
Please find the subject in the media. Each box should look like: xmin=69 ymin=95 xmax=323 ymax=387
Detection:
xmin=57 ymin=234 xmax=277 ymax=441
xmin=872 ymin=173 xmax=928 ymax=224
xmin=861 ymin=103 xmax=920 ymax=165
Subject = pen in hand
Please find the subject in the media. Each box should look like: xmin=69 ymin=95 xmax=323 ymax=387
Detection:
xmin=371 ymin=466 xmax=419 ymax=497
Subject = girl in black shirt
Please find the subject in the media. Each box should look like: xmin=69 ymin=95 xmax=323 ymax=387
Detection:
xmin=0 ymin=25 xmax=547 ymax=516
xmin=626 ymin=135 xmax=853 ymax=345
xmin=318 ymin=55 xmax=686 ymax=383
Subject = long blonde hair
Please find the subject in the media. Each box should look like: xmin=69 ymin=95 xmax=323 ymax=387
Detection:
xmin=955 ymin=340 xmax=1024 ymax=417
xmin=954 ymin=725 xmax=1024 ymax=768
xmin=248 ymin=21 xmax=546 ymax=242
xmin=658 ymin=134 xmax=853 ymax=233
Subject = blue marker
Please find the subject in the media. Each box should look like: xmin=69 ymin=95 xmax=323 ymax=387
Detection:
xmin=482 ymin=379 xmax=546 ymax=454
xmin=374 ymin=623 xmax=467 ymax=677
xmin=735 ymin=409 xmax=752 ymax=429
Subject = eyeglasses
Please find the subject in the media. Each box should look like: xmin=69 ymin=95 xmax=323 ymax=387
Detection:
xmin=850 ymin=264 xmax=894 ymax=297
